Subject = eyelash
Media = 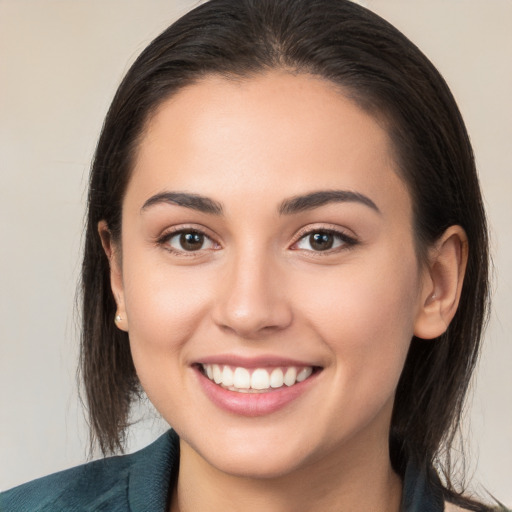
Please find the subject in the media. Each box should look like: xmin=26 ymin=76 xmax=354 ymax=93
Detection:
xmin=291 ymin=226 xmax=358 ymax=254
xmin=157 ymin=227 xmax=219 ymax=256
xmin=157 ymin=225 xmax=358 ymax=256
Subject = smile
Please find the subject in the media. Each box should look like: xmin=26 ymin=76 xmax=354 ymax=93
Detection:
xmin=201 ymin=364 xmax=315 ymax=393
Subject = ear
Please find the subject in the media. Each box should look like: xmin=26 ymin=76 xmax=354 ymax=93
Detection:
xmin=413 ymin=225 xmax=468 ymax=340
xmin=98 ymin=220 xmax=128 ymax=332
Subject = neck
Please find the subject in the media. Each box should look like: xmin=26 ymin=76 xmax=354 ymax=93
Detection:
xmin=170 ymin=433 xmax=402 ymax=512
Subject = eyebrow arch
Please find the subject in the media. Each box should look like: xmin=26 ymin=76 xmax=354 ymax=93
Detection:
xmin=141 ymin=192 xmax=223 ymax=215
xmin=141 ymin=189 xmax=379 ymax=216
xmin=279 ymin=190 xmax=380 ymax=215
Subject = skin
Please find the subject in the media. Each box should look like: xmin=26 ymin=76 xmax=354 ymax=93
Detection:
xmin=100 ymin=71 xmax=467 ymax=512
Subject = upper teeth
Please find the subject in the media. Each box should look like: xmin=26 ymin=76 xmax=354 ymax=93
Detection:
xmin=202 ymin=364 xmax=313 ymax=392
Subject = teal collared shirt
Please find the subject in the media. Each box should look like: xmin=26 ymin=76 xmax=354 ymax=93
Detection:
xmin=0 ymin=430 xmax=471 ymax=512
xmin=0 ymin=432 xmax=179 ymax=511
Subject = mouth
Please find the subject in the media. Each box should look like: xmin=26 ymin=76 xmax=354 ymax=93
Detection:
xmin=194 ymin=359 xmax=323 ymax=416
xmin=197 ymin=363 xmax=320 ymax=393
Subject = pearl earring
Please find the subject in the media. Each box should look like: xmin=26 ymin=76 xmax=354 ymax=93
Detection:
xmin=115 ymin=314 xmax=122 ymax=324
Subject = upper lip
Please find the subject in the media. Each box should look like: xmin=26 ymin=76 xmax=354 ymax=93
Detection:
xmin=194 ymin=354 xmax=321 ymax=368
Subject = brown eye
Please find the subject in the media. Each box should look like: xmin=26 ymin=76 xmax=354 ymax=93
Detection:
xmin=309 ymin=232 xmax=334 ymax=251
xmin=180 ymin=232 xmax=205 ymax=251
xmin=165 ymin=230 xmax=216 ymax=252
xmin=293 ymin=229 xmax=357 ymax=252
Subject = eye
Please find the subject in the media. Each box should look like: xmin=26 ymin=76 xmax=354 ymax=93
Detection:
xmin=293 ymin=229 xmax=356 ymax=252
xmin=164 ymin=230 xmax=218 ymax=253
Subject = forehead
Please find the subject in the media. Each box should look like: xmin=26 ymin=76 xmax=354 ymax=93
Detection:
xmin=129 ymin=71 xmax=411 ymax=220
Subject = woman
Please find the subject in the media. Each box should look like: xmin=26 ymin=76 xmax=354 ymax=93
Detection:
xmin=1 ymin=0 xmax=507 ymax=510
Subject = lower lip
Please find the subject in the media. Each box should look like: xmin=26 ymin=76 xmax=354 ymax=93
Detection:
xmin=194 ymin=367 xmax=319 ymax=417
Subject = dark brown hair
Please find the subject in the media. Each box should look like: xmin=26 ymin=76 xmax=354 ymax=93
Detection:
xmin=80 ymin=0 xmax=490 ymax=507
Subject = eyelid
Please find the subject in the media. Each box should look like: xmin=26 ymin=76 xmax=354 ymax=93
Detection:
xmin=290 ymin=224 xmax=358 ymax=252
xmin=156 ymin=224 xmax=221 ymax=254
xmin=154 ymin=223 xmax=357 ymax=255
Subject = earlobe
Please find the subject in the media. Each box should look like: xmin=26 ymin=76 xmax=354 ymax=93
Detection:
xmin=413 ymin=225 xmax=468 ymax=340
xmin=98 ymin=220 xmax=129 ymax=332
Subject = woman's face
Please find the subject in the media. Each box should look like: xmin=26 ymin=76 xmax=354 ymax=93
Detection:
xmin=112 ymin=71 xmax=431 ymax=478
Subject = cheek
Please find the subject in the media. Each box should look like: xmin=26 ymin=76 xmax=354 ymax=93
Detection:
xmin=124 ymin=251 xmax=209 ymax=328
xmin=296 ymin=251 xmax=420 ymax=384
xmin=302 ymin=255 xmax=418 ymax=333
xmin=120 ymin=256 xmax=215 ymax=418
xmin=120 ymin=251 xmax=217 ymax=379
xmin=298 ymin=259 xmax=420 ymax=434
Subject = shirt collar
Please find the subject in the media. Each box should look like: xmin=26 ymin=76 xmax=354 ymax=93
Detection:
xmin=401 ymin=455 xmax=445 ymax=512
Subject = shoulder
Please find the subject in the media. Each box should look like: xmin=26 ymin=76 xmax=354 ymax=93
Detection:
xmin=0 ymin=455 xmax=133 ymax=512
xmin=0 ymin=430 xmax=179 ymax=512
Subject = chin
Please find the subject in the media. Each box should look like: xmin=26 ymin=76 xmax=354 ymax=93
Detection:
xmin=202 ymin=446 xmax=312 ymax=480
xmin=180 ymin=424 xmax=322 ymax=480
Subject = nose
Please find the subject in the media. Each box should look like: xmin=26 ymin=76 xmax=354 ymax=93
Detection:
xmin=212 ymin=250 xmax=293 ymax=339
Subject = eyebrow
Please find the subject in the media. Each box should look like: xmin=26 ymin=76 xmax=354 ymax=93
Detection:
xmin=141 ymin=192 xmax=223 ymax=215
xmin=278 ymin=190 xmax=380 ymax=215
xmin=140 ymin=189 xmax=380 ymax=216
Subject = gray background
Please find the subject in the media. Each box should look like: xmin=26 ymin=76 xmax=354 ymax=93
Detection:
xmin=1 ymin=0 xmax=510 ymax=503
